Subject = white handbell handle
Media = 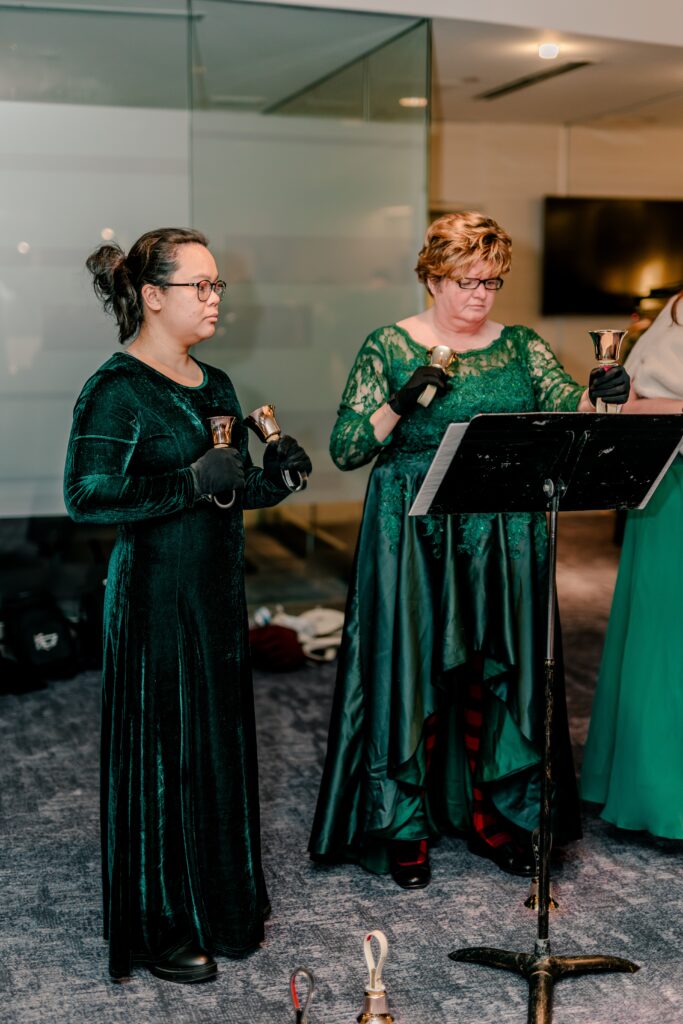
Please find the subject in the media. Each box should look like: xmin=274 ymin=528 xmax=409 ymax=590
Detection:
xmin=212 ymin=491 xmax=236 ymax=508
xmin=417 ymin=384 xmax=437 ymax=408
xmin=595 ymin=397 xmax=622 ymax=415
xmin=282 ymin=468 xmax=308 ymax=492
xmin=364 ymin=930 xmax=388 ymax=993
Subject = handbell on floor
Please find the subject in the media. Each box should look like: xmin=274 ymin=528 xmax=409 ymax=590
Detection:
xmin=358 ymin=930 xmax=395 ymax=1024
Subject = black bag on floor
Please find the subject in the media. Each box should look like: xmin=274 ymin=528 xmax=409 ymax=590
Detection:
xmin=2 ymin=590 xmax=79 ymax=681
xmin=76 ymin=580 xmax=106 ymax=669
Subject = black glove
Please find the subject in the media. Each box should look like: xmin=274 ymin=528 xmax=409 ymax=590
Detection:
xmin=190 ymin=447 xmax=245 ymax=498
xmin=588 ymin=365 xmax=630 ymax=406
xmin=388 ymin=365 xmax=449 ymax=415
xmin=263 ymin=436 xmax=312 ymax=485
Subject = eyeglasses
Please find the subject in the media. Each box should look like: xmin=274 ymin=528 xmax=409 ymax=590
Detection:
xmin=455 ymin=277 xmax=504 ymax=291
xmin=165 ymin=279 xmax=227 ymax=301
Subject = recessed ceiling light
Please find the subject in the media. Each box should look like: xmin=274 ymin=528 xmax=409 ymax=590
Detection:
xmin=399 ymin=96 xmax=428 ymax=108
xmin=17 ymin=241 xmax=30 ymax=254
xmin=538 ymin=43 xmax=560 ymax=60
xmin=101 ymin=228 xmax=115 ymax=241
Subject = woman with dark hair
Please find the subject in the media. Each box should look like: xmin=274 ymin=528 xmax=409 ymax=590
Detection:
xmin=581 ymin=289 xmax=683 ymax=839
xmin=64 ymin=228 xmax=311 ymax=981
xmin=309 ymin=212 xmax=629 ymax=889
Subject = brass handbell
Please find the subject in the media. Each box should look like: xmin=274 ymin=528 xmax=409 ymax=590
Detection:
xmin=357 ymin=931 xmax=394 ymax=1024
xmin=588 ymin=329 xmax=629 ymax=414
xmin=416 ymin=344 xmax=457 ymax=408
xmin=524 ymin=828 xmax=559 ymax=912
xmin=207 ymin=415 xmax=237 ymax=509
xmin=244 ymin=403 xmax=307 ymax=492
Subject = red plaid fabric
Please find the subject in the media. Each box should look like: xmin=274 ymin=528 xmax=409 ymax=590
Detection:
xmin=392 ymin=713 xmax=438 ymax=867
xmin=464 ymin=677 xmax=514 ymax=849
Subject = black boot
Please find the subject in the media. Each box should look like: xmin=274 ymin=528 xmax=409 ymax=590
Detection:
xmin=149 ymin=942 xmax=217 ymax=983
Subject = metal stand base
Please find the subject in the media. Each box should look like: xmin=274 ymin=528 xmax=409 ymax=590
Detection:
xmin=449 ymin=945 xmax=638 ymax=1024
xmin=449 ymin=482 xmax=639 ymax=1023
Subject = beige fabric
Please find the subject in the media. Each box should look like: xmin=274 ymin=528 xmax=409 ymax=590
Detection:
xmin=625 ymin=295 xmax=683 ymax=400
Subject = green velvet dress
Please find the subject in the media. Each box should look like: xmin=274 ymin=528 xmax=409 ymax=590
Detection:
xmin=581 ymin=457 xmax=683 ymax=839
xmin=309 ymin=324 xmax=584 ymax=874
xmin=63 ymin=352 xmax=290 ymax=979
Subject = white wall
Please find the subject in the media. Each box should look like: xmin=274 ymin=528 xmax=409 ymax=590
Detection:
xmin=241 ymin=0 xmax=683 ymax=48
xmin=431 ymin=120 xmax=683 ymax=382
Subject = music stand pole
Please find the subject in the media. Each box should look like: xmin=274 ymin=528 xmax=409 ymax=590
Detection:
xmin=449 ymin=473 xmax=638 ymax=1024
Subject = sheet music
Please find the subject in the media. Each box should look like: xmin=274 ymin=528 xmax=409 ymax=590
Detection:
xmin=409 ymin=422 xmax=469 ymax=515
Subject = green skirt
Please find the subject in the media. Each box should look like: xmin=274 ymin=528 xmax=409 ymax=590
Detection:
xmin=581 ymin=457 xmax=683 ymax=839
xmin=309 ymin=454 xmax=581 ymax=873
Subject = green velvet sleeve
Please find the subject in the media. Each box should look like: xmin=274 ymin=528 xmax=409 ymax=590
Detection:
xmin=519 ymin=328 xmax=585 ymax=412
xmin=242 ymin=456 xmax=291 ymax=510
xmin=330 ymin=331 xmax=394 ymax=471
xmin=64 ymin=376 xmax=196 ymax=524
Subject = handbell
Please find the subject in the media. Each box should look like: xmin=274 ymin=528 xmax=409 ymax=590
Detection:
xmin=245 ymin=403 xmax=307 ymax=493
xmin=588 ymin=329 xmax=628 ymax=414
xmin=207 ymin=415 xmax=237 ymax=508
xmin=244 ymin=403 xmax=281 ymax=444
xmin=416 ymin=344 xmax=457 ymax=408
xmin=208 ymin=414 xmax=236 ymax=448
xmin=357 ymin=931 xmax=394 ymax=1024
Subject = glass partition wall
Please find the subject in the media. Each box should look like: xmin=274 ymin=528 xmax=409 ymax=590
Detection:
xmin=0 ymin=0 xmax=429 ymax=517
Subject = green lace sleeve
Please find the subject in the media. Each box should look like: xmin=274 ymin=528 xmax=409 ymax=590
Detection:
xmin=330 ymin=331 xmax=394 ymax=471
xmin=519 ymin=328 xmax=585 ymax=412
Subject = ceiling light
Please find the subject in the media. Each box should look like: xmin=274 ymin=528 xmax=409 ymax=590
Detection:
xmin=17 ymin=241 xmax=30 ymax=254
xmin=101 ymin=228 xmax=115 ymax=241
xmin=399 ymin=96 xmax=428 ymax=108
xmin=538 ymin=43 xmax=560 ymax=60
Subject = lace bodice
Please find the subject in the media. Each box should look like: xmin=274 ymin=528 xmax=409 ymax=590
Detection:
xmin=330 ymin=324 xmax=584 ymax=470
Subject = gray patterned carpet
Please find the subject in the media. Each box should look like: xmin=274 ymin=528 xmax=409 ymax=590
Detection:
xmin=1 ymin=515 xmax=682 ymax=1023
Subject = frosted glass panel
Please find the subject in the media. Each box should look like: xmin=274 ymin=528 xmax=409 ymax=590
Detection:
xmin=0 ymin=1 xmax=428 ymax=516
xmin=191 ymin=8 xmax=430 ymax=503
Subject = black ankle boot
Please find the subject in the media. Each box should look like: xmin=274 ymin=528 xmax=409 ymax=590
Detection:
xmin=389 ymin=841 xmax=431 ymax=890
xmin=149 ymin=942 xmax=217 ymax=983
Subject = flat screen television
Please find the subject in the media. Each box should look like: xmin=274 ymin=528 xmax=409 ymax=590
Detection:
xmin=541 ymin=196 xmax=683 ymax=315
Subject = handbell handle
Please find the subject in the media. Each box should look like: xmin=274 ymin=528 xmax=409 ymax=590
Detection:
xmin=290 ymin=967 xmax=315 ymax=1024
xmin=364 ymin=930 xmax=388 ymax=992
xmin=282 ymin=468 xmax=308 ymax=492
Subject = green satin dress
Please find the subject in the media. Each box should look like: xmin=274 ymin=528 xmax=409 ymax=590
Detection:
xmin=64 ymin=352 xmax=289 ymax=979
xmin=309 ymin=324 xmax=584 ymax=874
xmin=581 ymin=456 xmax=683 ymax=839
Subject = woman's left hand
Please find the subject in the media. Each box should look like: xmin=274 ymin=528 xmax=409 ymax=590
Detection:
xmin=263 ymin=436 xmax=313 ymax=484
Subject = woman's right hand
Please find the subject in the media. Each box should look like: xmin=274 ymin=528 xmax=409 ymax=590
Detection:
xmin=387 ymin=365 xmax=449 ymax=416
xmin=190 ymin=447 xmax=245 ymax=498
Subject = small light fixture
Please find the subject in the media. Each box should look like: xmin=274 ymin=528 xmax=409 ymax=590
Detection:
xmin=101 ymin=227 xmax=115 ymax=241
xmin=538 ymin=42 xmax=560 ymax=60
xmin=399 ymin=96 xmax=428 ymax=108
xmin=17 ymin=241 xmax=30 ymax=254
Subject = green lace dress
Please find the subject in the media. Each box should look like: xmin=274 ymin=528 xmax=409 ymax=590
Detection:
xmin=64 ymin=352 xmax=290 ymax=978
xmin=309 ymin=324 xmax=584 ymax=874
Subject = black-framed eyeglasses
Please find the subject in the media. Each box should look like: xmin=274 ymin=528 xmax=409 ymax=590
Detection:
xmin=165 ymin=279 xmax=227 ymax=301
xmin=456 ymin=277 xmax=504 ymax=291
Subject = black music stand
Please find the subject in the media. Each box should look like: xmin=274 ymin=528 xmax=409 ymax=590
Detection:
xmin=410 ymin=412 xmax=683 ymax=1024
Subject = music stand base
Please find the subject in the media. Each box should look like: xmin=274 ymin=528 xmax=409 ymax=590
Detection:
xmin=449 ymin=946 xmax=638 ymax=1024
